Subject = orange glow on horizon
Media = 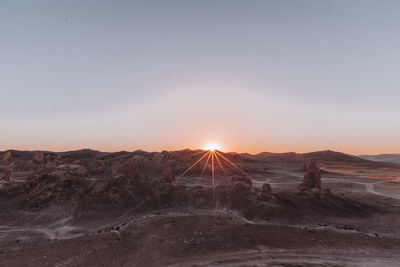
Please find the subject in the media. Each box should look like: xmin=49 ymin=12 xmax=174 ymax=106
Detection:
xmin=1 ymin=141 xmax=398 ymax=156
xmin=203 ymin=142 xmax=222 ymax=152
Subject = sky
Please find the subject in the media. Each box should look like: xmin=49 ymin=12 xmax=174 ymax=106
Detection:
xmin=1 ymin=0 xmax=400 ymax=155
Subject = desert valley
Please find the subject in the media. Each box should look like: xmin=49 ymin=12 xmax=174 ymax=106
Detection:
xmin=0 ymin=149 xmax=400 ymax=266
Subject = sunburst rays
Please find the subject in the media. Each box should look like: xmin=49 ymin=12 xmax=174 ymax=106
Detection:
xmin=118 ymin=148 xmax=246 ymax=217
xmin=176 ymin=149 xmax=246 ymax=208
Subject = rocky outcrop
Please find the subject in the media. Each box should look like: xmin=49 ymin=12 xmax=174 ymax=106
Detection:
xmin=112 ymin=156 xmax=147 ymax=179
xmin=217 ymin=176 xmax=259 ymax=216
xmin=23 ymin=172 xmax=92 ymax=209
xmin=260 ymin=183 xmax=272 ymax=199
xmin=20 ymin=169 xmax=155 ymax=210
xmin=56 ymin=164 xmax=90 ymax=177
xmin=1 ymin=168 xmax=13 ymax=182
xmin=27 ymin=163 xmax=90 ymax=182
xmin=91 ymin=175 xmax=155 ymax=207
xmin=299 ymin=160 xmax=321 ymax=191
xmin=152 ymin=150 xmax=169 ymax=166
xmin=0 ymin=151 xmax=12 ymax=165
xmin=57 ymin=156 xmax=76 ymax=165
xmin=162 ymin=167 xmax=174 ymax=182
xmin=87 ymin=155 xmax=107 ymax=174
xmin=32 ymin=151 xmax=44 ymax=164
xmin=231 ymin=175 xmax=252 ymax=186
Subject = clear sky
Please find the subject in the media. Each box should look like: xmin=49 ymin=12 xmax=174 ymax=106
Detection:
xmin=1 ymin=0 xmax=399 ymax=154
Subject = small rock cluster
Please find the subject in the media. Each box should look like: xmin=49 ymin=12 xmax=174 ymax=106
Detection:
xmin=217 ymin=176 xmax=273 ymax=213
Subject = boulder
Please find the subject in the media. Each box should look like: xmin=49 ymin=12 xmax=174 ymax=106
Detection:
xmin=45 ymin=153 xmax=57 ymax=162
xmin=215 ymin=176 xmax=261 ymax=218
xmin=299 ymin=160 xmax=321 ymax=191
xmin=87 ymin=155 xmax=107 ymax=174
xmin=260 ymin=183 xmax=272 ymax=199
xmin=232 ymin=180 xmax=252 ymax=193
xmin=217 ymin=176 xmax=255 ymax=202
xmin=1 ymin=168 xmax=13 ymax=182
xmin=32 ymin=151 xmax=44 ymax=164
xmin=231 ymin=175 xmax=252 ymax=187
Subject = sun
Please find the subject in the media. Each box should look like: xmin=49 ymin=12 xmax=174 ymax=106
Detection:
xmin=203 ymin=142 xmax=222 ymax=152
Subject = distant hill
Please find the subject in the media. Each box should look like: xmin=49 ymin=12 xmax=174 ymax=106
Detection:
xmin=359 ymin=154 xmax=400 ymax=165
xmin=244 ymin=150 xmax=373 ymax=165
xmin=0 ymin=148 xmax=381 ymax=166
xmin=300 ymin=150 xmax=369 ymax=163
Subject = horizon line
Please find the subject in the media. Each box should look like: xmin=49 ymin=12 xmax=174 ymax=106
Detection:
xmin=1 ymin=147 xmax=398 ymax=157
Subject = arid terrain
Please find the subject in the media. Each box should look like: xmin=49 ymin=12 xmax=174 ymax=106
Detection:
xmin=0 ymin=149 xmax=400 ymax=266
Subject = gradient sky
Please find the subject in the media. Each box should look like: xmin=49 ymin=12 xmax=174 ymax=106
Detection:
xmin=1 ymin=0 xmax=400 ymax=154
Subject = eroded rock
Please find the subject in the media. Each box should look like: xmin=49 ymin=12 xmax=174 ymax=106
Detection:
xmin=1 ymin=168 xmax=13 ymax=182
xmin=56 ymin=164 xmax=90 ymax=177
xmin=217 ymin=176 xmax=258 ymax=212
xmin=32 ymin=151 xmax=44 ymax=164
xmin=260 ymin=183 xmax=272 ymax=199
xmin=162 ymin=167 xmax=174 ymax=182
xmin=87 ymin=155 xmax=107 ymax=174
xmin=0 ymin=151 xmax=12 ymax=165
xmin=152 ymin=150 xmax=169 ymax=166
xmin=112 ymin=156 xmax=147 ymax=179
xmin=23 ymin=172 xmax=92 ymax=209
xmin=299 ymin=160 xmax=321 ymax=191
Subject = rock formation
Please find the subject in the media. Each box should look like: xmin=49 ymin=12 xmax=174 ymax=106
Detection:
xmin=112 ymin=156 xmax=147 ymax=179
xmin=1 ymin=168 xmax=13 ymax=182
xmin=162 ymin=167 xmax=174 ymax=182
xmin=23 ymin=172 xmax=92 ymax=209
xmin=231 ymin=175 xmax=252 ymax=186
xmin=87 ymin=155 xmax=107 ymax=174
xmin=299 ymin=160 xmax=321 ymax=190
xmin=260 ymin=183 xmax=272 ymax=199
xmin=56 ymin=164 xmax=90 ymax=177
xmin=0 ymin=151 xmax=12 ymax=165
xmin=32 ymin=151 xmax=44 ymax=164
xmin=152 ymin=150 xmax=169 ymax=166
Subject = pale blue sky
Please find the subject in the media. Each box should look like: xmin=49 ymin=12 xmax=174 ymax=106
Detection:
xmin=1 ymin=0 xmax=399 ymax=154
